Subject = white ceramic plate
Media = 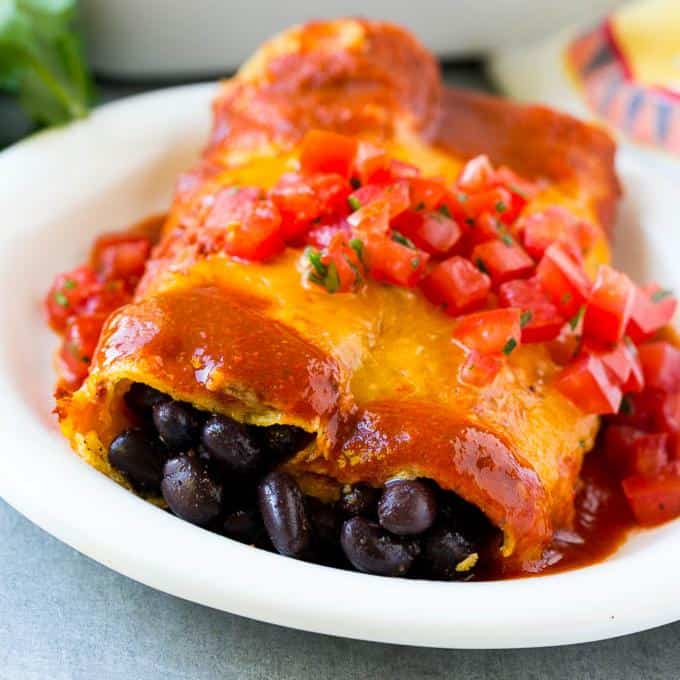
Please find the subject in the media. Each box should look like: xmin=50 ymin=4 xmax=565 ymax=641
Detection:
xmin=0 ymin=84 xmax=678 ymax=649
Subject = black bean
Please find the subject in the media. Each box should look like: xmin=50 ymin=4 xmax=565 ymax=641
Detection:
xmin=124 ymin=383 xmax=168 ymax=417
xmin=108 ymin=428 xmax=168 ymax=491
xmin=202 ymin=414 xmax=264 ymax=476
xmin=423 ymin=524 xmax=477 ymax=580
xmin=337 ymin=483 xmax=379 ymax=518
xmin=306 ymin=497 xmax=342 ymax=546
xmin=222 ymin=508 xmax=263 ymax=545
xmin=340 ymin=517 xmax=419 ymax=577
xmin=161 ymin=455 xmax=222 ymax=525
xmin=259 ymin=425 xmax=314 ymax=459
xmin=377 ymin=479 xmax=437 ymax=535
xmin=152 ymin=400 xmax=202 ymax=451
xmin=257 ymin=471 xmax=311 ymax=558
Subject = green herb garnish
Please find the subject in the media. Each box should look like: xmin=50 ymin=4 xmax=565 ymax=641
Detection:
xmin=414 ymin=201 xmax=425 ymax=212
xmin=651 ymin=288 xmax=673 ymax=303
xmin=62 ymin=278 xmax=76 ymax=289
xmin=54 ymin=291 xmax=68 ymax=307
xmin=495 ymin=200 xmax=507 ymax=214
xmin=349 ymin=177 xmax=361 ymax=190
xmin=568 ymin=305 xmax=585 ymax=330
xmin=475 ymin=258 xmax=489 ymax=275
xmin=438 ymin=204 xmax=452 ymax=218
xmin=619 ymin=395 xmax=632 ymax=415
xmin=0 ymin=0 xmax=95 ymax=127
xmin=502 ymin=337 xmax=518 ymax=355
xmin=392 ymin=231 xmax=415 ymax=249
xmin=520 ymin=310 xmax=533 ymax=328
xmin=410 ymin=257 xmax=421 ymax=270
xmin=348 ymin=238 xmax=364 ymax=264
xmin=347 ymin=196 xmax=362 ymax=211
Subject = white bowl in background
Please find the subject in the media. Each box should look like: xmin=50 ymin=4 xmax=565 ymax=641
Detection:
xmin=80 ymin=0 xmax=624 ymax=79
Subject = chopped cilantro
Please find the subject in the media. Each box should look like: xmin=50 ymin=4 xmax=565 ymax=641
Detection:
xmin=568 ymin=305 xmax=585 ymax=330
xmin=63 ymin=278 xmax=76 ymax=290
xmin=306 ymin=248 xmax=341 ymax=293
xmin=411 ymin=257 xmax=421 ymax=269
xmin=457 ymin=192 xmax=468 ymax=203
xmin=619 ymin=395 xmax=633 ymax=415
xmin=415 ymin=201 xmax=425 ymax=212
xmin=466 ymin=217 xmax=475 ymax=227
xmin=438 ymin=204 xmax=452 ymax=219
xmin=475 ymin=258 xmax=489 ymax=275
xmin=520 ymin=310 xmax=533 ymax=328
xmin=579 ymin=439 xmax=587 ymax=449
xmin=348 ymin=238 xmax=364 ymax=263
xmin=561 ymin=292 xmax=573 ymax=305
xmin=392 ymin=231 xmax=415 ymax=249
xmin=348 ymin=196 xmax=362 ymax=211
xmin=350 ymin=177 xmax=361 ymax=190
xmin=495 ymin=200 xmax=507 ymax=214
xmin=651 ymin=288 xmax=673 ymax=303
xmin=305 ymin=247 xmax=326 ymax=277
xmin=502 ymin=337 xmax=518 ymax=355
xmin=54 ymin=292 xmax=69 ymax=307
xmin=498 ymin=227 xmax=514 ymax=246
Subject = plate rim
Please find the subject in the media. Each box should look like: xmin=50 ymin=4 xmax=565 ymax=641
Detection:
xmin=0 ymin=83 xmax=679 ymax=649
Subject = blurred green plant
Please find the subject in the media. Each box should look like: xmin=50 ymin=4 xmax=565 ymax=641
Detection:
xmin=0 ymin=0 xmax=94 ymax=126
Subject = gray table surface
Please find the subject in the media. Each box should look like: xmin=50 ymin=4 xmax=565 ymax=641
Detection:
xmin=1 ymin=64 xmax=679 ymax=680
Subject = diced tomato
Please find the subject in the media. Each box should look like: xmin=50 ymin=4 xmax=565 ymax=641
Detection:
xmin=638 ymin=341 xmax=680 ymax=393
xmin=583 ymin=339 xmax=643 ymax=392
xmin=348 ymin=181 xmax=410 ymax=219
xmin=582 ymin=265 xmax=635 ymax=345
xmin=471 ymin=239 xmax=534 ymax=286
xmin=421 ymin=256 xmax=490 ymax=316
xmin=388 ymin=159 xmax=420 ymax=179
xmin=299 ymin=130 xmax=358 ymax=178
xmin=305 ymin=219 xmax=351 ymax=249
xmin=654 ymin=391 xmax=680 ymax=433
xmin=438 ymin=190 xmax=470 ymax=226
xmin=465 ymin=213 xmax=504 ymax=246
xmin=536 ymin=242 xmax=591 ymax=318
xmin=518 ymin=207 xmax=597 ymax=260
xmin=45 ymin=265 xmax=99 ymax=332
xmin=498 ymin=277 xmax=564 ymax=342
xmin=553 ymin=355 xmax=622 ymax=415
xmin=622 ymin=341 xmax=645 ymax=393
xmin=457 ymin=155 xmax=494 ymax=193
xmin=363 ymin=234 xmax=429 ymax=287
xmin=391 ymin=209 xmax=462 ymax=256
xmin=80 ymin=280 xmax=130 ymax=318
xmin=347 ymin=200 xmax=390 ymax=234
xmin=626 ymin=283 xmax=678 ymax=344
xmin=462 ymin=188 xmax=514 ymax=224
xmin=604 ymin=425 xmax=669 ymax=477
xmin=309 ymin=173 xmax=352 ymax=219
xmin=622 ymin=460 xmax=680 ymax=525
xmin=223 ymin=198 xmax=284 ymax=261
xmin=353 ymin=142 xmax=390 ymax=184
xmin=409 ymin=177 xmax=446 ymax=211
xmin=91 ymin=233 xmax=151 ymax=289
xmin=268 ymin=173 xmax=321 ymax=241
xmin=452 ymin=308 xmax=522 ymax=355
xmin=309 ymin=232 xmax=365 ymax=293
xmin=59 ymin=313 xmax=106 ymax=383
xmin=458 ymin=350 xmax=502 ymax=387
xmin=492 ymin=166 xmax=538 ymax=222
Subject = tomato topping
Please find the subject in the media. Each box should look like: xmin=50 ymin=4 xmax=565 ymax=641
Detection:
xmin=391 ymin=209 xmax=462 ymax=256
xmin=348 ymin=181 xmax=410 ymax=219
xmin=363 ymin=233 xmax=429 ymax=288
xmin=471 ymin=239 xmax=534 ymax=286
xmin=582 ymin=265 xmax=635 ymax=345
xmin=452 ymin=308 xmax=522 ymax=355
xmin=45 ymin=265 xmax=99 ymax=332
xmin=458 ymin=350 xmax=502 ymax=387
xmin=604 ymin=426 xmax=669 ymax=478
xmin=306 ymin=233 xmax=365 ymax=293
xmin=536 ymin=242 xmax=591 ymax=318
xmin=409 ymin=177 xmax=446 ymax=211
xmin=222 ymin=196 xmax=284 ymax=261
xmin=421 ymin=256 xmax=490 ymax=316
xmin=347 ymin=199 xmax=390 ymax=234
xmin=305 ymin=219 xmax=351 ymax=249
xmin=388 ymin=159 xmax=420 ymax=179
xmin=498 ymin=277 xmax=564 ymax=343
xmin=462 ymin=188 xmax=515 ymax=227
xmin=268 ymin=174 xmax=321 ymax=241
xmin=457 ymin=155 xmax=494 ymax=193
xmin=59 ymin=313 xmax=106 ymax=383
xmin=299 ymin=130 xmax=357 ymax=178
xmin=626 ymin=283 xmax=678 ymax=344
xmin=91 ymin=233 xmax=151 ymax=289
xmin=637 ymin=341 xmax=680 ymax=393
xmin=554 ymin=355 xmax=622 ymax=415
xmin=353 ymin=142 xmax=390 ymax=184
xmin=621 ymin=461 xmax=680 ymax=525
